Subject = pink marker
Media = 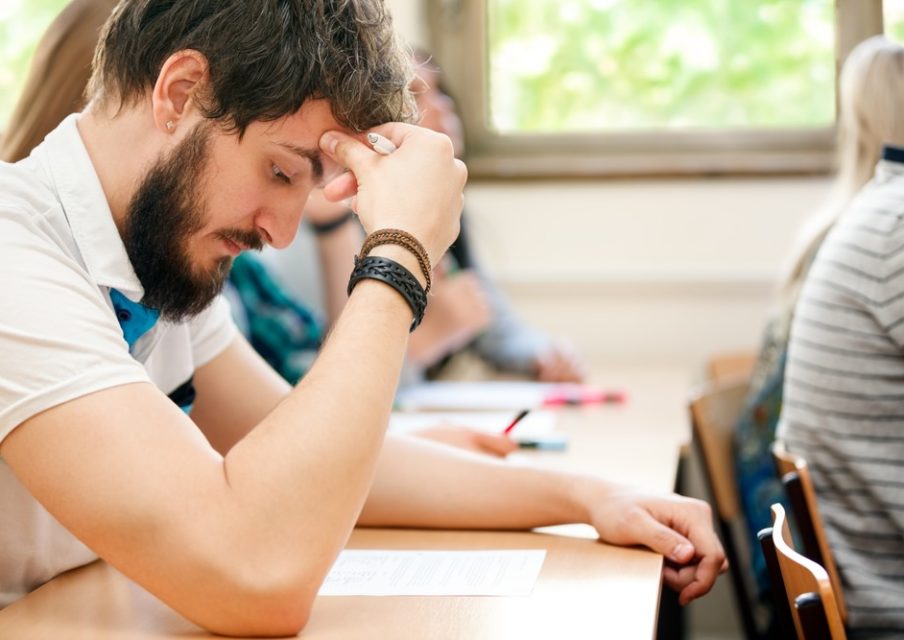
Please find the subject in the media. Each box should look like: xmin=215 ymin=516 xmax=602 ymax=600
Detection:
xmin=543 ymin=386 xmax=627 ymax=406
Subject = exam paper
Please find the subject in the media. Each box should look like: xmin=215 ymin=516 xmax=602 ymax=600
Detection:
xmin=318 ymin=550 xmax=546 ymax=596
xmin=395 ymin=381 xmax=555 ymax=411
xmin=388 ymin=410 xmax=557 ymax=439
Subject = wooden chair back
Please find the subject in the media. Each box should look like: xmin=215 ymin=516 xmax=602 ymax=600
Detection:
xmin=769 ymin=504 xmax=847 ymax=639
xmin=757 ymin=526 xmax=796 ymax=639
xmin=707 ymin=351 xmax=757 ymax=384
xmin=771 ymin=441 xmax=847 ymax=622
xmin=688 ymin=377 xmax=759 ymax=639
xmin=689 ymin=378 xmax=749 ymax=521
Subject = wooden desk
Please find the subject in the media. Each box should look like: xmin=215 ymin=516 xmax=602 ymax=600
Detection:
xmin=0 ymin=362 xmax=692 ymax=640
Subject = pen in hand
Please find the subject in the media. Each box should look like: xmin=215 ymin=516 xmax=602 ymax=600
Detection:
xmin=367 ymin=132 xmax=397 ymax=155
xmin=502 ymin=409 xmax=531 ymax=436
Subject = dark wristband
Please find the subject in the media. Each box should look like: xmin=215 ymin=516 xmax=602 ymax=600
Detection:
xmin=309 ymin=210 xmax=356 ymax=235
xmin=347 ymin=255 xmax=427 ymax=331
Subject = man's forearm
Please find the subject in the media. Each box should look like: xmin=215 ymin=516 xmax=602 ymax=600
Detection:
xmin=1 ymin=281 xmax=416 ymax=640
xmin=221 ymin=266 xmax=418 ymax=580
xmin=359 ymin=434 xmax=596 ymax=530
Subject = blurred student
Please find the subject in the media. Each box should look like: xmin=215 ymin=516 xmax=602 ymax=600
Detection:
xmin=736 ymin=32 xmax=904 ymax=599
xmin=270 ymin=51 xmax=585 ymax=384
xmin=738 ymin=36 xmax=904 ymax=634
xmin=0 ymin=0 xmax=118 ymax=162
xmin=411 ymin=51 xmax=585 ymax=383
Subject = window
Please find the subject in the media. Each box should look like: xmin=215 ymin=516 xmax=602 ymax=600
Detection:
xmin=0 ymin=0 xmax=72 ymax=131
xmin=887 ymin=0 xmax=904 ymax=42
xmin=488 ymin=1 xmax=835 ymax=134
xmin=428 ymin=0 xmax=885 ymax=177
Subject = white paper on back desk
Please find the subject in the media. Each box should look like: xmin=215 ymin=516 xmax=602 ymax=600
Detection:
xmin=388 ymin=410 xmax=556 ymax=438
xmin=394 ymin=381 xmax=557 ymax=411
xmin=317 ymin=549 xmax=547 ymax=596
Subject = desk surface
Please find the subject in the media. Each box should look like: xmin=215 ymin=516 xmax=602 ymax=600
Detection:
xmin=0 ymin=362 xmax=692 ymax=640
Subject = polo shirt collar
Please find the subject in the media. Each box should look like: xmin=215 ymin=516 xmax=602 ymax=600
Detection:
xmin=36 ymin=114 xmax=145 ymax=302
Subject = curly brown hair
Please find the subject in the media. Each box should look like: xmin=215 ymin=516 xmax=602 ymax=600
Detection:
xmin=88 ymin=0 xmax=416 ymax=133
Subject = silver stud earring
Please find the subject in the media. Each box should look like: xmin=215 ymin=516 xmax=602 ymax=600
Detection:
xmin=165 ymin=120 xmax=175 ymax=131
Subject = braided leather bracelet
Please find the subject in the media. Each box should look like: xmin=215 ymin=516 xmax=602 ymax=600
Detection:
xmin=347 ymin=255 xmax=427 ymax=331
xmin=359 ymin=228 xmax=432 ymax=293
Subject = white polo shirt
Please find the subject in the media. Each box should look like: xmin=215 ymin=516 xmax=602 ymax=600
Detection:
xmin=0 ymin=114 xmax=237 ymax=607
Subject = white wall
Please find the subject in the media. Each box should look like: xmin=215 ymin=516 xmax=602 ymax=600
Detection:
xmin=464 ymin=177 xmax=829 ymax=364
xmin=386 ymin=0 xmax=427 ymax=47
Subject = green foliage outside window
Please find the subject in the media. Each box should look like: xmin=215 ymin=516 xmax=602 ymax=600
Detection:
xmin=488 ymin=0 xmax=836 ymax=134
xmin=887 ymin=0 xmax=904 ymax=43
xmin=0 ymin=0 xmax=72 ymax=131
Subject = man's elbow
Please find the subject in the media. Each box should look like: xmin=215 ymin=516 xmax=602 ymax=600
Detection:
xmin=183 ymin=564 xmax=319 ymax=637
xmin=201 ymin=601 xmax=312 ymax=638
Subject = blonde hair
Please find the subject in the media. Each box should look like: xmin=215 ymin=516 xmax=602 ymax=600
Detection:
xmin=782 ymin=35 xmax=904 ymax=298
xmin=0 ymin=0 xmax=119 ymax=163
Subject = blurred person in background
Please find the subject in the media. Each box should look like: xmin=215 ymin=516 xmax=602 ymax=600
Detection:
xmin=268 ymin=49 xmax=586 ymax=386
xmin=735 ymin=35 xmax=904 ymax=633
xmin=1 ymin=0 xmax=118 ymax=163
xmin=411 ymin=50 xmax=585 ymax=384
xmin=775 ymin=35 xmax=904 ymax=637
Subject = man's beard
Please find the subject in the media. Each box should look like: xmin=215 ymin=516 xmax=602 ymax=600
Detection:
xmin=123 ymin=123 xmax=260 ymax=322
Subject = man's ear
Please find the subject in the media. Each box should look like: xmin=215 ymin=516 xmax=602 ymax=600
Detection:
xmin=151 ymin=50 xmax=209 ymax=134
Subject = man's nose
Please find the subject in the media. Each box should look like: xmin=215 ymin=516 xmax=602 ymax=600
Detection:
xmin=254 ymin=199 xmax=307 ymax=250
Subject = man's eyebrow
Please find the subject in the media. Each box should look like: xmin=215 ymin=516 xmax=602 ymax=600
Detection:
xmin=275 ymin=142 xmax=324 ymax=182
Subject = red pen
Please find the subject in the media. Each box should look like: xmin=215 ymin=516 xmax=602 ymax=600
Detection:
xmin=502 ymin=409 xmax=531 ymax=436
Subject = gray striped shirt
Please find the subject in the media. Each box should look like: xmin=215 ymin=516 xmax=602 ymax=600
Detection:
xmin=778 ymin=152 xmax=904 ymax=639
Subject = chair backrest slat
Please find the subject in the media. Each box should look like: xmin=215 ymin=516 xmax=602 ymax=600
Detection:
xmin=758 ymin=527 xmax=796 ymax=639
xmin=770 ymin=504 xmax=847 ymax=639
xmin=689 ymin=378 xmax=749 ymax=521
xmin=707 ymin=351 xmax=758 ymax=384
xmin=772 ymin=442 xmax=848 ymax=622
xmin=796 ymin=593 xmax=833 ymax=640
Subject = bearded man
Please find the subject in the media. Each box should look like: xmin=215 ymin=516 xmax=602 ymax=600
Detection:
xmin=0 ymin=1 xmax=725 ymax=635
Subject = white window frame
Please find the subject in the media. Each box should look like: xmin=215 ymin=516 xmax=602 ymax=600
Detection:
xmin=426 ymin=0 xmax=884 ymax=178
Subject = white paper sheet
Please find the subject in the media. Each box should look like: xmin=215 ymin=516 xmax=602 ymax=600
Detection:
xmin=394 ymin=381 xmax=625 ymax=411
xmin=317 ymin=550 xmax=547 ymax=596
xmin=387 ymin=410 xmax=557 ymax=439
xmin=394 ymin=381 xmax=555 ymax=411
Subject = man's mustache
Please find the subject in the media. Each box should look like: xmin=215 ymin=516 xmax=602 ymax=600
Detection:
xmin=218 ymin=229 xmax=264 ymax=252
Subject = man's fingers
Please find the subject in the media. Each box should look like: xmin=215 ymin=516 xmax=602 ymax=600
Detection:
xmin=614 ymin=500 xmax=726 ymax=605
xmin=318 ymin=122 xmax=464 ymax=262
xmin=677 ymin=501 xmax=727 ymax=602
xmin=322 ymin=171 xmax=359 ymax=204
xmin=677 ymin=551 xmax=725 ymax=605
xmin=628 ymin=508 xmax=696 ymax=563
xmin=662 ymin=563 xmax=697 ymax=593
xmin=665 ymin=554 xmax=725 ymax=605
xmin=595 ymin=495 xmax=726 ymax=605
xmin=320 ymin=131 xmax=377 ymax=174
xmin=680 ymin=579 xmax=714 ymax=606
